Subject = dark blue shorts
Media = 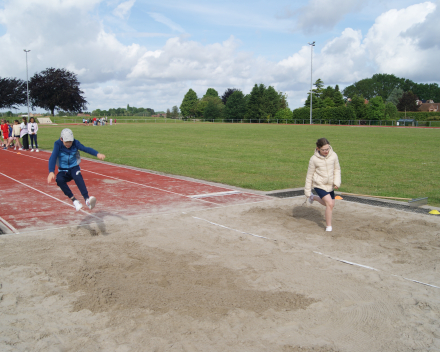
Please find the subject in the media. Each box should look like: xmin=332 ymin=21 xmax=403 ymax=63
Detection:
xmin=314 ymin=188 xmax=335 ymax=200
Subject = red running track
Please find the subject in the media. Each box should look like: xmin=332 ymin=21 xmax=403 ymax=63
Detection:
xmin=0 ymin=148 xmax=269 ymax=234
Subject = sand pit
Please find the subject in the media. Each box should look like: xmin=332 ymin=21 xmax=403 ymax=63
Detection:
xmin=1 ymin=197 xmax=439 ymax=351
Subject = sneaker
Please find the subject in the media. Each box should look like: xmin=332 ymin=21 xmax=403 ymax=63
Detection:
xmin=86 ymin=196 xmax=96 ymax=210
xmin=326 ymin=226 xmax=332 ymax=232
xmin=3 ymin=147 xmax=6 ymax=150
xmin=14 ymin=147 xmax=16 ymax=150
xmin=18 ymin=148 xmax=23 ymax=150
xmin=36 ymin=149 xmax=39 ymax=152
xmin=73 ymin=200 xmax=83 ymax=211
xmin=308 ymin=194 xmax=314 ymax=204
xmin=30 ymin=149 xmax=34 ymax=152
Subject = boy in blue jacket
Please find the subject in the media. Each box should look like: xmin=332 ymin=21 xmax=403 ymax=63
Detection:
xmin=47 ymin=128 xmax=106 ymax=211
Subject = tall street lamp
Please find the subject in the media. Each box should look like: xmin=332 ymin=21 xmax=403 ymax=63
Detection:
xmin=24 ymin=49 xmax=31 ymax=120
xmin=308 ymin=41 xmax=315 ymax=124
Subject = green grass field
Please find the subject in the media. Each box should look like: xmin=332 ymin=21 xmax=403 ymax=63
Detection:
xmin=37 ymin=123 xmax=440 ymax=206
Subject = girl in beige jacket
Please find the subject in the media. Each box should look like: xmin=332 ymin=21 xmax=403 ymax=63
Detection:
xmin=304 ymin=138 xmax=341 ymax=232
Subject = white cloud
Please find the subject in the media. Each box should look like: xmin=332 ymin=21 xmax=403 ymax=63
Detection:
xmin=112 ymin=0 xmax=136 ymax=20
xmin=148 ymin=12 xmax=185 ymax=33
xmin=283 ymin=0 xmax=366 ymax=34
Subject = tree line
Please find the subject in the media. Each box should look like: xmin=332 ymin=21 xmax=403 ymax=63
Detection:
xmin=179 ymin=85 xmax=290 ymax=121
xmin=92 ymin=104 xmax=157 ymax=117
xmin=0 ymin=68 xmax=87 ymax=116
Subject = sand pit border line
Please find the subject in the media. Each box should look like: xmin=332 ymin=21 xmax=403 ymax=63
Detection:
xmin=0 ymin=215 xmax=19 ymax=234
xmin=314 ymin=251 xmax=440 ymax=289
xmin=0 ymin=172 xmax=101 ymax=220
xmin=2 ymin=197 xmax=277 ymax=237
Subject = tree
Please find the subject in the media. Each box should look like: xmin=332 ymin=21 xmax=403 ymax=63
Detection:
xmin=333 ymin=90 xmax=345 ymax=107
xmin=349 ymin=95 xmax=368 ymax=120
xmin=196 ymin=96 xmax=223 ymax=117
xmin=245 ymin=84 xmax=265 ymax=120
xmin=274 ymin=108 xmax=292 ymax=121
xmin=166 ymin=108 xmax=171 ymax=118
xmin=322 ymin=97 xmax=335 ymax=108
xmin=171 ymin=106 xmax=179 ymax=118
xmin=397 ymin=91 xmax=419 ymax=112
xmin=180 ymin=89 xmax=198 ymax=118
xmin=312 ymin=78 xmax=325 ymax=98
xmin=367 ymin=96 xmax=385 ymax=120
xmin=0 ymin=77 xmax=27 ymax=109
xmin=304 ymin=93 xmax=322 ymax=109
xmin=204 ymin=88 xmax=219 ymax=98
xmin=384 ymin=102 xmax=398 ymax=120
xmin=203 ymin=99 xmax=221 ymax=120
xmin=221 ymin=88 xmax=238 ymax=105
xmin=224 ymin=90 xmax=246 ymax=120
xmin=321 ymin=86 xmax=335 ymax=101
xmin=263 ymin=86 xmax=281 ymax=118
xmin=29 ymin=68 xmax=87 ymax=116
xmin=386 ymin=87 xmax=404 ymax=106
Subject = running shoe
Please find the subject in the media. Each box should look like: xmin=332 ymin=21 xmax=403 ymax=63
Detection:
xmin=326 ymin=226 xmax=332 ymax=232
xmin=86 ymin=196 xmax=96 ymax=210
xmin=36 ymin=149 xmax=39 ymax=152
xmin=308 ymin=194 xmax=314 ymax=204
xmin=30 ymin=149 xmax=34 ymax=152
xmin=73 ymin=200 xmax=83 ymax=211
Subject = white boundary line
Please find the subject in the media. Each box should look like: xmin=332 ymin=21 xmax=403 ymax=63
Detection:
xmin=0 ymin=172 xmax=101 ymax=220
xmin=192 ymin=216 xmax=276 ymax=241
xmin=0 ymin=215 xmax=20 ymax=234
xmin=189 ymin=191 xmax=241 ymax=198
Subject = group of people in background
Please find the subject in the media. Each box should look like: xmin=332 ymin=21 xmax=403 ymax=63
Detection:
xmin=82 ymin=116 xmax=114 ymax=126
xmin=1 ymin=117 xmax=39 ymax=152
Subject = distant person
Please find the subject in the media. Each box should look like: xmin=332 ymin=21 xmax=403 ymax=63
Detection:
xmin=28 ymin=117 xmax=39 ymax=152
xmin=47 ymin=128 xmax=106 ymax=211
xmin=12 ymin=120 xmax=23 ymax=150
xmin=304 ymin=137 xmax=341 ymax=232
xmin=1 ymin=119 xmax=9 ymax=149
xmin=20 ymin=117 xmax=29 ymax=150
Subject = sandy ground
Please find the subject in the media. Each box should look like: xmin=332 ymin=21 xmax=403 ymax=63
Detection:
xmin=1 ymin=196 xmax=439 ymax=352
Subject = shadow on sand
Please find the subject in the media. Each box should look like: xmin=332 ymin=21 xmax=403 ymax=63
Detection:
xmin=77 ymin=210 xmax=127 ymax=236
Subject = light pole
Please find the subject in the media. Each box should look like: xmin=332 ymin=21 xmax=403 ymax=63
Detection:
xmin=308 ymin=41 xmax=315 ymax=124
xmin=24 ymin=49 xmax=31 ymax=120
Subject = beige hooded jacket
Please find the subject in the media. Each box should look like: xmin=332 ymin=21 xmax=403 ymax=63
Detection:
xmin=304 ymin=146 xmax=341 ymax=198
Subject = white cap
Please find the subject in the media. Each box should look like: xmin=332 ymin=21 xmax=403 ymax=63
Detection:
xmin=60 ymin=128 xmax=74 ymax=142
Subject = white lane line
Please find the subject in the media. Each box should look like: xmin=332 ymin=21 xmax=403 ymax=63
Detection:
xmin=0 ymin=172 xmax=101 ymax=220
xmin=0 ymin=216 xmax=20 ymax=234
xmin=193 ymin=216 xmax=276 ymax=241
xmin=80 ymin=169 xmax=220 ymax=205
xmin=391 ymin=275 xmax=440 ymax=289
xmin=313 ymin=251 xmax=378 ymax=271
xmin=189 ymin=191 xmax=241 ymax=198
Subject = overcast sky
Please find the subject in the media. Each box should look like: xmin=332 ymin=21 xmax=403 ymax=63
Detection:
xmin=1 ymin=0 xmax=439 ymax=113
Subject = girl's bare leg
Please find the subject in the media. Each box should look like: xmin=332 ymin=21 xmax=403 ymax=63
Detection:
xmin=322 ymin=194 xmax=335 ymax=227
xmin=311 ymin=195 xmax=326 ymax=206
xmin=15 ymin=137 xmax=22 ymax=148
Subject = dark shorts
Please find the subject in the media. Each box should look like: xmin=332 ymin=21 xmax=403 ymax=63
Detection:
xmin=314 ymin=188 xmax=335 ymax=200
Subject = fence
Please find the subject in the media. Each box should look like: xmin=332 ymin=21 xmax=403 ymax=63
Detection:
xmin=50 ymin=117 xmax=440 ymax=127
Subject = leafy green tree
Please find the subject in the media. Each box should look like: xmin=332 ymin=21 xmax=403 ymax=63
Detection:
xmin=196 ymin=96 xmax=223 ymax=117
xmin=171 ymin=105 xmax=179 ymax=118
xmin=321 ymin=86 xmax=335 ymax=101
xmin=224 ymin=90 xmax=246 ymax=120
xmin=397 ymin=91 xmax=419 ymax=112
xmin=367 ymin=96 xmax=385 ymax=120
xmin=0 ymin=77 xmax=27 ymax=109
xmin=166 ymin=108 xmax=171 ymax=118
xmin=245 ymin=84 xmax=265 ymax=120
xmin=180 ymin=89 xmax=199 ymax=118
xmin=304 ymin=93 xmax=322 ymax=109
xmin=204 ymin=98 xmax=221 ymax=120
xmin=333 ymin=90 xmax=345 ymax=107
xmin=204 ymin=88 xmax=219 ymax=98
xmin=386 ymin=88 xmax=404 ymax=106
xmin=274 ymin=108 xmax=292 ymax=121
xmin=312 ymin=78 xmax=325 ymax=98
xmin=29 ymin=68 xmax=87 ymax=116
xmin=384 ymin=102 xmax=398 ymax=120
xmin=322 ymin=97 xmax=335 ymax=108
xmin=278 ymin=92 xmax=289 ymax=109
xmin=221 ymin=88 xmax=238 ymax=105
xmin=263 ymin=86 xmax=280 ymax=118
xmin=349 ymin=95 xmax=368 ymax=120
